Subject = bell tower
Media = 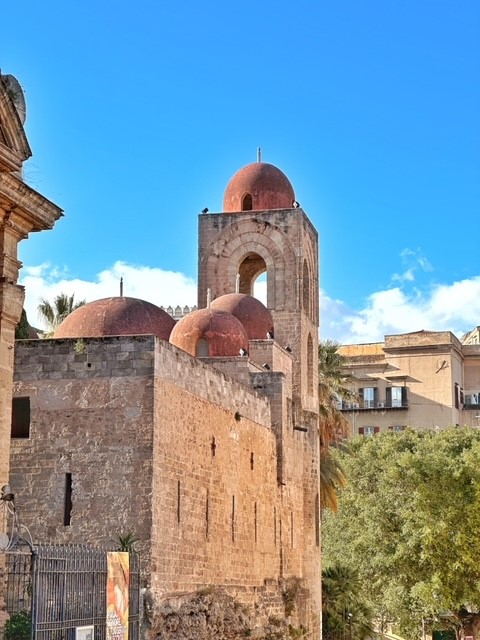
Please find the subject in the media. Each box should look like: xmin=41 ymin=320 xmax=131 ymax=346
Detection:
xmin=198 ymin=158 xmax=319 ymax=417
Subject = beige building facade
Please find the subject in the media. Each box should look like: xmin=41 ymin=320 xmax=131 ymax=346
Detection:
xmin=339 ymin=330 xmax=480 ymax=436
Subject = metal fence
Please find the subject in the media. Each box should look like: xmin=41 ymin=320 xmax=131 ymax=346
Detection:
xmin=4 ymin=545 xmax=140 ymax=640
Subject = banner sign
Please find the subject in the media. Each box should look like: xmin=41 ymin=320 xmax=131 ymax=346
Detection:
xmin=106 ymin=552 xmax=129 ymax=640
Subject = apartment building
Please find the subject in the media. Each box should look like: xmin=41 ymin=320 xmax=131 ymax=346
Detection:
xmin=338 ymin=330 xmax=480 ymax=436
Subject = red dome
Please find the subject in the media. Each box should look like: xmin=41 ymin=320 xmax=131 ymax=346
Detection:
xmin=223 ymin=162 xmax=295 ymax=212
xmin=53 ymin=297 xmax=175 ymax=340
xmin=169 ymin=308 xmax=249 ymax=357
xmin=210 ymin=293 xmax=274 ymax=340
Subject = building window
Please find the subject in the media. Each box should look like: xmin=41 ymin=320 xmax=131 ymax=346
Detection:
xmin=361 ymin=387 xmax=377 ymax=409
xmin=386 ymin=386 xmax=407 ymax=408
xmin=11 ymin=397 xmax=30 ymax=438
xmin=358 ymin=426 xmax=379 ymax=436
xmin=64 ymin=473 xmax=73 ymax=526
xmin=242 ymin=193 xmax=253 ymax=211
xmin=388 ymin=425 xmax=406 ymax=432
xmin=455 ymin=383 xmax=460 ymax=409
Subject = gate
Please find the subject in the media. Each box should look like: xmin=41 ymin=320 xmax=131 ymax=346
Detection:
xmin=3 ymin=545 xmax=140 ymax=640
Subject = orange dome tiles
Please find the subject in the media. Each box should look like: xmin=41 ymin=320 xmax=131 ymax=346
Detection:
xmin=210 ymin=293 xmax=274 ymax=340
xmin=169 ymin=308 xmax=249 ymax=357
xmin=53 ymin=297 xmax=176 ymax=340
xmin=223 ymin=162 xmax=295 ymax=212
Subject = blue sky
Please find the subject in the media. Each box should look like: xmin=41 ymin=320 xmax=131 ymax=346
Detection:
xmin=2 ymin=0 xmax=479 ymax=343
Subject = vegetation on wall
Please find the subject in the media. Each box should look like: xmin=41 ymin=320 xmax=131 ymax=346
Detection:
xmin=322 ymin=428 xmax=480 ymax=639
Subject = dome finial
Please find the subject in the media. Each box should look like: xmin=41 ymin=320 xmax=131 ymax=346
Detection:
xmin=120 ymin=276 xmax=124 ymax=297
xmin=257 ymin=146 xmax=262 ymax=163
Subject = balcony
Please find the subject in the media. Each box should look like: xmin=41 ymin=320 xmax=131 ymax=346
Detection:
xmin=339 ymin=400 xmax=408 ymax=411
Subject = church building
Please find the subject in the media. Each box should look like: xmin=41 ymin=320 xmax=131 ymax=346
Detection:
xmin=10 ymin=160 xmax=322 ymax=636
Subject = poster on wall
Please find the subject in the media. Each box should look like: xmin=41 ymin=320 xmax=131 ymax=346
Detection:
xmin=106 ymin=551 xmax=129 ymax=640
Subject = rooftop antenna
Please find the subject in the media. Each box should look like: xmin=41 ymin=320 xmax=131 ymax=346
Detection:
xmin=236 ymin=274 xmax=240 ymax=293
xmin=120 ymin=277 xmax=123 ymax=297
xmin=207 ymin=288 xmax=211 ymax=308
xmin=257 ymin=146 xmax=262 ymax=163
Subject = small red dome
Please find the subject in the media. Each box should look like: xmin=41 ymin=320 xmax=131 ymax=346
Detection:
xmin=210 ymin=293 xmax=274 ymax=340
xmin=223 ymin=162 xmax=295 ymax=212
xmin=169 ymin=308 xmax=249 ymax=357
xmin=53 ymin=297 xmax=175 ymax=340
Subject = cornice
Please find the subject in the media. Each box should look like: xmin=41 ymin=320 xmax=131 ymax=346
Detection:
xmin=0 ymin=172 xmax=63 ymax=232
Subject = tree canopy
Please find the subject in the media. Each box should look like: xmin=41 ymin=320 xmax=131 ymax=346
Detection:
xmin=322 ymin=428 xmax=480 ymax=639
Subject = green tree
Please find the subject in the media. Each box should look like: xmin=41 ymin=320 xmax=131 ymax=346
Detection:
xmin=322 ymin=428 xmax=480 ymax=640
xmin=322 ymin=563 xmax=374 ymax=640
xmin=15 ymin=309 xmax=30 ymax=339
xmin=318 ymin=340 xmax=353 ymax=512
xmin=37 ymin=292 xmax=85 ymax=336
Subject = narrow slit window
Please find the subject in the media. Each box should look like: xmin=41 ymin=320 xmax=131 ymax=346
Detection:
xmin=11 ymin=397 xmax=30 ymax=438
xmin=232 ymin=495 xmax=236 ymax=543
xmin=177 ymin=480 xmax=181 ymax=523
xmin=206 ymin=489 xmax=210 ymax=539
xmin=274 ymin=507 xmax=277 ymax=545
xmin=254 ymin=502 xmax=258 ymax=543
xmin=64 ymin=473 xmax=72 ymax=526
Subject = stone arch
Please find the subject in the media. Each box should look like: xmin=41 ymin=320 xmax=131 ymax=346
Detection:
xmin=301 ymin=231 xmax=318 ymax=324
xmin=200 ymin=218 xmax=297 ymax=311
xmin=238 ymin=252 xmax=267 ymax=295
xmin=302 ymin=259 xmax=310 ymax=313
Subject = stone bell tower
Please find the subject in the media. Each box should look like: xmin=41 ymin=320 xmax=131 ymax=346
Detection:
xmin=198 ymin=156 xmax=321 ymax=635
xmin=198 ymin=156 xmax=319 ymax=418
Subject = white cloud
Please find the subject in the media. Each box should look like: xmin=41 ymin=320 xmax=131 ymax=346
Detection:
xmin=20 ymin=260 xmax=480 ymax=348
xmin=20 ymin=261 xmax=197 ymax=330
xmin=321 ymin=275 xmax=480 ymax=345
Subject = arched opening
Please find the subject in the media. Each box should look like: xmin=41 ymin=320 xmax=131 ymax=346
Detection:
xmin=196 ymin=338 xmax=209 ymax=357
xmin=238 ymin=252 xmax=267 ymax=297
xmin=253 ymin=272 xmax=267 ymax=306
xmin=307 ymin=333 xmax=313 ymax=396
xmin=242 ymin=193 xmax=253 ymax=211
xmin=303 ymin=259 xmax=310 ymax=314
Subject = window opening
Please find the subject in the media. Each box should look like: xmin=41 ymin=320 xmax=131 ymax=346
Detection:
xmin=242 ymin=193 xmax=253 ymax=211
xmin=250 ymin=452 xmax=254 ymax=470
xmin=211 ymin=436 xmax=217 ymax=457
xmin=64 ymin=473 xmax=72 ymax=526
xmin=315 ymin=494 xmax=320 ymax=546
xmin=232 ymin=495 xmax=236 ymax=543
xmin=177 ymin=480 xmax=181 ymax=523
xmin=11 ymin=397 xmax=30 ymax=438
xmin=254 ymin=502 xmax=258 ymax=543
xmin=206 ymin=489 xmax=210 ymax=539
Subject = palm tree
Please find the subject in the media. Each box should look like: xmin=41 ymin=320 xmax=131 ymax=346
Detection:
xmin=322 ymin=563 xmax=374 ymax=640
xmin=37 ymin=293 xmax=86 ymax=337
xmin=318 ymin=340 xmax=354 ymax=512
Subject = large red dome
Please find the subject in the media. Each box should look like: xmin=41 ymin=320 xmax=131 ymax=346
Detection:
xmin=53 ymin=297 xmax=176 ymax=340
xmin=169 ymin=308 xmax=249 ymax=357
xmin=210 ymin=293 xmax=274 ymax=340
xmin=223 ymin=162 xmax=295 ymax=212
